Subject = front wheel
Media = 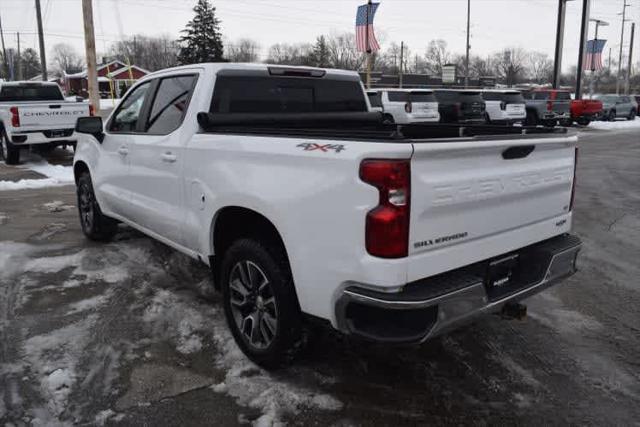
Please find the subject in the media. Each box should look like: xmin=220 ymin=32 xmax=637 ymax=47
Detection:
xmin=559 ymin=119 xmax=573 ymax=127
xmin=1 ymin=133 xmax=20 ymax=165
xmin=608 ymin=110 xmax=616 ymax=121
xmin=628 ymin=110 xmax=636 ymax=121
xmin=221 ymin=238 xmax=304 ymax=369
xmin=576 ymin=119 xmax=591 ymax=126
xmin=76 ymin=172 xmax=118 ymax=241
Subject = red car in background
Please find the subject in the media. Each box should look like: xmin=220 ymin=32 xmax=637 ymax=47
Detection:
xmin=566 ymin=98 xmax=604 ymax=126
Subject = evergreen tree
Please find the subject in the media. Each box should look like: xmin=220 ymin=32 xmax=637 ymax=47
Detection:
xmin=177 ymin=0 xmax=224 ymax=64
xmin=311 ymin=36 xmax=330 ymax=68
xmin=21 ymin=48 xmax=42 ymax=79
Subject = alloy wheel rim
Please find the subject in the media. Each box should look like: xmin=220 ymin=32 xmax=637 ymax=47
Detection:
xmin=228 ymin=260 xmax=278 ymax=350
xmin=79 ymin=183 xmax=94 ymax=231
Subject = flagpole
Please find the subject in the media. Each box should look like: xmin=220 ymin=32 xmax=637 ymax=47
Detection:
xmin=365 ymin=0 xmax=372 ymax=89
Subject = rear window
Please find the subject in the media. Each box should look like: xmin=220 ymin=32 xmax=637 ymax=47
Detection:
xmin=434 ymin=91 xmax=482 ymax=102
xmin=482 ymin=92 xmax=525 ymax=103
xmin=367 ymin=92 xmax=382 ymax=107
xmin=387 ymin=91 xmax=409 ymax=102
xmin=0 ymin=84 xmax=64 ymax=102
xmin=555 ymin=92 xmax=571 ymax=100
xmin=211 ymin=76 xmax=367 ymax=113
xmin=532 ymin=91 xmax=551 ymax=100
xmin=410 ymin=92 xmax=436 ymax=102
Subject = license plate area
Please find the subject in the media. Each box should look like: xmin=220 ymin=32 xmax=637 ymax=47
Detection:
xmin=485 ymin=253 xmax=519 ymax=290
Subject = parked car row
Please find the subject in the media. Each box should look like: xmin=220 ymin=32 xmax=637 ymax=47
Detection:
xmin=367 ymin=88 xmax=528 ymax=126
xmin=593 ymin=94 xmax=637 ymax=121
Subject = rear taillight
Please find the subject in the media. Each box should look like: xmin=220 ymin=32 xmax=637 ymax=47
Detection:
xmin=500 ymin=101 xmax=507 ymax=111
xmin=570 ymin=147 xmax=578 ymax=211
xmin=547 ymin=101 xmax=553 ymax=111
xmin=405 ymin=102 xmax=412 ymax=113
xmin=89 ymin=104 xmax=95 ymax=116
xmin=360 ymin=159 xmax=411 ymax=258
xmin=10 ymin=107 xmax=19 ymax=127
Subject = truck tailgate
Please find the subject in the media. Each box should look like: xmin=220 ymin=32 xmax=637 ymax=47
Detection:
xmin=17 ymin=103 xmax=89 ymax=129
xmin=408 ymin=134 xmax=576 ymax=281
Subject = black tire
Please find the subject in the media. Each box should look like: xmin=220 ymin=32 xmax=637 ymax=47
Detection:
xmin=525 ymin=110 xmax=538 ymax=126
xmin=576 ymin=119 xmax=591 ymax=126
xmin=608 ymin=110 xmax=616 ymax=121
xmin=383 ymin=114 xmax=395 ymax=124
xmin=221 ymin=238 xmax=304 ymax=369
xmin=543 ymin=119 xmax=557 ymax=128
xmin=1 ymin=132 xmax=20 ymax=165
xmin=628 ymin=110 xmax=636 ymax=121
xmin=76 ymin=172 xmax=118 ymax=241
xmin=484 ymin=113 xmax=491 ymax=124
xmin=559 ymin=119 xmax=573 ymax=127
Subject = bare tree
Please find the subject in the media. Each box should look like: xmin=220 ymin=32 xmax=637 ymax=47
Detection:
xmin=109 ymin=34 xmax=179 ymax=71
xmin=266 ymin=43 xmax=313 ymax=65
xmin=227 ymin=38 xmax=260 ymax=62
xmin=50 ymin=43 xmax=84 ymax=76
xmin=493 ymin=47 xmax=527 ymax=86
xmin=424 ymin=39 xmax=451 ymax=75
xmin=527 ymin=51 xmax=553 ymax=84
xmin=326 ymin=32 xmax=365 ymax=70
xmin=469 ymin=55 xmax=494 ymax=79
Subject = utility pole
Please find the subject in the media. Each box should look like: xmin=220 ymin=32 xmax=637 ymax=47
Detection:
xmin=465 ymin=0 xmax=471 ymax=87
xmin=82 ymin=0 xmax=100 ymax=114
xmin=575 ymin=0 xmax=591 ymax=99
xmin=0 ymin=14 xmax=8 ymax=79
xmin=399 ymin=41 xmax=404 ymax=88
xmin=35 ymin=0 xmax=47 ymax=81
xmin=16 ymin=32 xmax=21 ymax=81
xmin=616 ymin=1 xmax=631 ymax=94
xmin=553 ymin=0 xmax=572 ymax=88
xmin=625 ymin=22 xmax=635 ymax=94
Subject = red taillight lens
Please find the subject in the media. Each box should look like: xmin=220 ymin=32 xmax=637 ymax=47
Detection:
xmin=405 ymin=102 xmax=412 ymax=113
xmin=89 ymin=104 xmax=95 ymax=117
xmin=10 ymin=107 xmax=19 ymax=127
xmin=570 ymin=147 xmax=578 ymax=211
xmin=360 ymin=159 xmax=410 ymax=258
xmin=547 ymin=101 xmax=553 ymax=111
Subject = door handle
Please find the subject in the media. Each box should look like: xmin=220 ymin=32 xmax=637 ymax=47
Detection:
xmin=161 ymin=152 xmax=177 ymax=163
xmin=117 ymin=146 xmax=129 ymax=156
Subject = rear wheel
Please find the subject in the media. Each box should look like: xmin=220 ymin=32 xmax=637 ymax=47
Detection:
xmin=383 ymin=114 xmax=395 ymax=124
xmin=76 ymin=172 xmax=118 ymax=241
xmin=525 ymin=110 xmax=538 ymax=126
xmin=221 ymin=238 xmax=304 ymax=369
xmin=1 ymin=132 xmax=20 ymax=165
xmin=576 ymin=118 xmax=591 ymax=126
xmin=608 ymin=110 xmax=616 ymax=121
xmin=628 ymin=109 xmax=636 ymax=121
xmin=559 ymin=119 xmax=573 ymax=127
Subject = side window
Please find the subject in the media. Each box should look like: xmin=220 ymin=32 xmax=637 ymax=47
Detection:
xmin=109 ymin=82 xmax=151 ymax=133
xmin=146 ymin=75 xmax=197 ymax=134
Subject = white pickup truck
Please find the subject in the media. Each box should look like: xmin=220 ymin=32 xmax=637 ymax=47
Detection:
xmin=0 ymin=81 xmax=91 ymax=165
xmin=73 ymin=63 xmax=581 ymax=368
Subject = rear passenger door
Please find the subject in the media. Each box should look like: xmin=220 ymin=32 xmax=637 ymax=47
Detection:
xmin=126 ymin=73 xmax=198 ymax=246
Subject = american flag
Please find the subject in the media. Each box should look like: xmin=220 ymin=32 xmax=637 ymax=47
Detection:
xmin=583 ymin=39 xmax=607 ymax=71
xmin=355 ymin=2 xmax=380 ymax=53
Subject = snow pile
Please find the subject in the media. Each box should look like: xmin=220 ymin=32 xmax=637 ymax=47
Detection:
xmin=23 ymin=317 xmax=95 ymax=418
xmin=65 ymin=293 xmax=111 ymax=316
xmin=43 ymin=201 xmax=75 ymax=212
xmin=588 ymin=119 xmax=640 ymax=130
xmin=0 ymin=160 xmax=74 ymax=191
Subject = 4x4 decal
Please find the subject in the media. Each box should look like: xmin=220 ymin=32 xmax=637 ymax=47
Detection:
xmin=296 ymin=143 xmax=346 ymax=153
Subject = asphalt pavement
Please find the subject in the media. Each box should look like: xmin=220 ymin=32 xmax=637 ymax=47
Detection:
xmin=0 ymin=127 xmax=639 ymax=426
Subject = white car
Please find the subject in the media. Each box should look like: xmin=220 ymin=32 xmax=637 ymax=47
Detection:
xmin=0 ymin=81 xmax=92 ymax=164
xmin=73 ymin=63 xmax=581 ymax=368
xmin=482 ymin=90 xmax=526 ymax=125
xmin=372 ymin=88 xmax=440 ymax=124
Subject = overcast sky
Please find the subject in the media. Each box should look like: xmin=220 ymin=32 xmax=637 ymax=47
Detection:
xmin=0 ymin=0 xmax=638 ymax=72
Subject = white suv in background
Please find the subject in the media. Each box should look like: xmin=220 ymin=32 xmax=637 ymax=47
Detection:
xmin=482 ymin=90 xmax=526 ymax=125
xmin=374 ymin=89 xmax=440 ymax=124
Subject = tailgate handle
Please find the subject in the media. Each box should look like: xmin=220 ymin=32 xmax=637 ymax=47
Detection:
xmin=502 ymin=145 xmax=535 ymax=160
xmin=49 ymin=105 xmax=61 ymax=109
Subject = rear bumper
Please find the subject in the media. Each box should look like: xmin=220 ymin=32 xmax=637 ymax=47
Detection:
xmin=335 ymin=234 xmax=581 ymax=343
xmin=9 ymin=129 xmax=76 ymax=145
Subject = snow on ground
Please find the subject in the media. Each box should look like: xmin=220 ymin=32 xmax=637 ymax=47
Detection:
xmin=588 ymin=119 xmax=640 ymax=130
xmin=99 ymin=99 xmax=120 ymax=111
xmin=43 ymin=201 xmax=74 ymax=213
xmin=0 ymin=157 xmax=74 ymax=191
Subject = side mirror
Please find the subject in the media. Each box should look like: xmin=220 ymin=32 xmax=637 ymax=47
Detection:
xmin=75 ymin=116 xmax=104 ymax=143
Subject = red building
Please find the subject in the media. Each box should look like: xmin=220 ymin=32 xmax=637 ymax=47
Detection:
xmin=64 ymin=60 xmax=149 ymax=98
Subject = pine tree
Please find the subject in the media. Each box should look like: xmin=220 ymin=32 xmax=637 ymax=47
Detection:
xmin=177 ymin=0 xmax=224 ymax=65
xmin=21 ymin=48 xmax=42 ymax=79
xmin=311 ymin=36 xmax=330 ymax=68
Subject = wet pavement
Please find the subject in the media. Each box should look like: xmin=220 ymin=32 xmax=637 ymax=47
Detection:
xmin=0 ymin=127 xmax=639 ymax=426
